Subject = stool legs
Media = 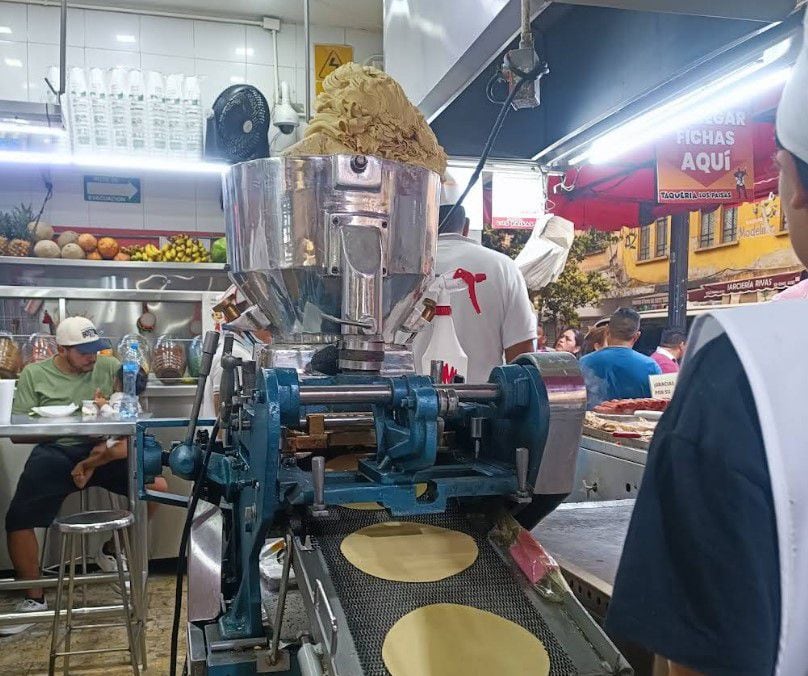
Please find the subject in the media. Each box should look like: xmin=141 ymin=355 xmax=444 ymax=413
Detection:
xmin=63 ymin=533 xmax=78 ymax=676
xmin=49 ymin=523 xmax=140 ymax=676
xmin=121 ymin=526 xmax=146 ymax=669
xmin=112 ymin=529 xmax=140 ymax=676
xmin=48 ymin=534 xmax=69 ymax=676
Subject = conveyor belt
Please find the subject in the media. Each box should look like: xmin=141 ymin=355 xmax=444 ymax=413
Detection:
xmin=310 ymin=504 xmax=580 ymax=676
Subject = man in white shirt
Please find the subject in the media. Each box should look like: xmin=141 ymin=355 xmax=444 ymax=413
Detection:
xmin=414 ymin=201 xmax=536 ymax=384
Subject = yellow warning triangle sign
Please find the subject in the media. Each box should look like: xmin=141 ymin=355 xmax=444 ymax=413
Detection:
xmin=318 ymin=49 xmax=344 ymax=78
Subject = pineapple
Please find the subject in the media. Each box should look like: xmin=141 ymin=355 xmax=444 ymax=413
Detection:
xmin=6 ymin=204 xmax=35 ymax=257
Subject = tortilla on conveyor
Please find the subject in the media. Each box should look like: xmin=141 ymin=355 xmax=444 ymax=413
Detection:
xmin=382 ymin=603 xmax=550 ymax=676
xmin=340 ymin=522 xmax=478 ymax=582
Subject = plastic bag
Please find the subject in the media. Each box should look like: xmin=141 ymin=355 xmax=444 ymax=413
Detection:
xmin=513 ymin=214 xmax=574 ymax=290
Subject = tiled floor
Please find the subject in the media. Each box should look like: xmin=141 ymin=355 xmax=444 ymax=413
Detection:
xmin=0 ymin=569 xmax=185 ymax=675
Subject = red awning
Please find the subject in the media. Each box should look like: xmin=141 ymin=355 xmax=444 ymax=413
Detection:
xmin=547 ymin=118 xmax=779 ymax=232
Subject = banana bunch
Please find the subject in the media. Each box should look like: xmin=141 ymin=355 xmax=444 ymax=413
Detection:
xmin=126 ymin=243 xmax=162 ymax=262
xmin=124 ymin=236 xmax=210 ymax=263
xmin=161 ymin=234 xmax=210 ymax=263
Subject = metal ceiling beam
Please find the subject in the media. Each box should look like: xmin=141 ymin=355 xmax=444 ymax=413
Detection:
xmin=552 ymin=0 xmax=796 ymax=23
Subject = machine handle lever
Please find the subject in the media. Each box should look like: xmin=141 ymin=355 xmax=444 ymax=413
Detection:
xmin=312 ymin=456 xmax=326 ymax=514
xmin=185 ymin=330 xmax=220 ymax=445
xmin=516 ymin=447 xmax=529 ymax=495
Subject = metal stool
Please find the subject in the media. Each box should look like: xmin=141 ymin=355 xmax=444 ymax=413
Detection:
xmin=48 ymin=510 xmax=141 ymax=676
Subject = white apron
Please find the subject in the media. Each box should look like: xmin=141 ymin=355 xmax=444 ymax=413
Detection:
xmin=686 ymin=301 xmax=808 ymax=675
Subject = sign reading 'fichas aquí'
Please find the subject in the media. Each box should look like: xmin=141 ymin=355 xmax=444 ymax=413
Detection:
xmin=656 ymin=109 xmax=755 ymax=204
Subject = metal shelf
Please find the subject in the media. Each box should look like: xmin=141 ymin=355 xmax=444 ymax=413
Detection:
xmin=0 ymin=256 xmax=225 ymax=273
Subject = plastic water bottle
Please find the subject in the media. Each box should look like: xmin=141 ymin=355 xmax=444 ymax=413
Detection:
xmin=119 ymin=341 xmax=140 ymax=419
xmin=182 ymin=76 xmax=202 ymax=159
xmin=88 ymin=67 xmax=112 ymax=152
xmin=67 ymin=67 xmax=93 ymax=152
xmin=128 ymin=69 xmax=147 ymax=154
xmin=108 ymin=67 xmax=132 ymax=153
xmin=165 ymin=73 xmax=186 ymax=156
xmin=145 ymin=70 xmax=168 ymax=154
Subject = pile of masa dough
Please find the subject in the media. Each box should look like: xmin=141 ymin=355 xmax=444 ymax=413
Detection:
xmin=282 ymin=63 xmax=447 ymax=175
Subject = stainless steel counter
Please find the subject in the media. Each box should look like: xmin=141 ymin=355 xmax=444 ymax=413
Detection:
xmin=0 ymin=413 xmax=150 ymax=665
xmin=568 ymin=434 xmax=648 ymax=502
xmin=0 ymin=414 xmax=140 ymax=438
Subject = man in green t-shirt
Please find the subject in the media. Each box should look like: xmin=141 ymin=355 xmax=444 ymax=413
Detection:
xmin=3 ymin=317 xmax=128 ymax=635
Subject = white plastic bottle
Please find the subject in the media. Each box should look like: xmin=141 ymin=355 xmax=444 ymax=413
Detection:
xmin=128 ymin=69 xmax=147 ymax=154
xmin=182 ymin=75 xmax=202 ymax=159
xmin=145 ymin=70 xmax=167 ymax=155
xmin=108 ymin=67 xmax=131 ymax=154
xmin=88 ymin=67 xmax=112 ymax=152
xmin=67 ymin=67 xmax=93 ymax=153
xmin=165 ymin=73 xmax=186 ymax=157
xmin=419 ymin=269 xmax=487 ymax=384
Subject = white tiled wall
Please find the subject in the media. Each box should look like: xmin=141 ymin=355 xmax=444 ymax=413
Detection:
xmin=0 ymin=1 xmax=383 ymax=234
xmin=0 ymin=2 xmax=382 ymax=114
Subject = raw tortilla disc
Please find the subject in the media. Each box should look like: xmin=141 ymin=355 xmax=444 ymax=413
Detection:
xmin=340 ymin=522 xmax=478 ymax=582
xmin=382 ymin=603 xmax=550 ymax=676
xmin=325 ymin=454 xmax=427 ymax=511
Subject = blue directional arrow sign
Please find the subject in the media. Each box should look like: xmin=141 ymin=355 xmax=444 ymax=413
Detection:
xmin=83 ymin=175 xmax=141 ymax=204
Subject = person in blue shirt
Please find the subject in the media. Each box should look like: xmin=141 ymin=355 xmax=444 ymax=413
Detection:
xmin=579 ymin=307 xmax=661 ymax=407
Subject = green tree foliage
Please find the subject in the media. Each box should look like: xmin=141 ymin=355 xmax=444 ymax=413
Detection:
xmin=481 ymin=224 xmax=612 ymax=327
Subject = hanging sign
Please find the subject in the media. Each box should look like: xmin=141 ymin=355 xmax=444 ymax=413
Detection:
xmin=315 ymin=44 xmax=354 ymax=94
xmin=83 ymin=175 xmax=141 ymax=203
xmin=656 ymin=109 xmax=754 ymax=204
xmin=491 ymin=171 xmax=543 ymax=229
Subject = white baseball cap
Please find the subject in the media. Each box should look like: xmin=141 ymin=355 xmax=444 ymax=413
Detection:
xmin=776 ymin=9 xmax=808 ymax=164
xmin=55 ymin=317 xmax=111 ymax=354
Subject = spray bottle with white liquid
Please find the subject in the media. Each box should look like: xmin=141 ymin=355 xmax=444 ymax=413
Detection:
xmin=419 ymin=268 xmax=486 ymax=384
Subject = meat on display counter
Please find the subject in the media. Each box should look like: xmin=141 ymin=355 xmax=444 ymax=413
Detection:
xmin=0 ymin=257 xmax=230 ymax=567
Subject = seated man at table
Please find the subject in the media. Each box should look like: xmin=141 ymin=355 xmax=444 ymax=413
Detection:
xmin=2 ymin=317 xmax=166 ymax=636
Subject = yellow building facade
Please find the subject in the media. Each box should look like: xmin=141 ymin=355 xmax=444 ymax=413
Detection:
xmin=582 ymin=194 xmax=803 ymax=313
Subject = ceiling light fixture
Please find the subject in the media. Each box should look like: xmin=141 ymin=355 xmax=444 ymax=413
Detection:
xmin=0 ymin=150 xmax=229 ymax=174
xmin=0 ymin=26 xmax=12 ymax=35
xmin=567 ymin=37 xmax=793 ymax=166
xmin=4 ymin=58 xmax=23 ymax=68
xmin=0 ymin=121 xmax=66 ymax=137
xmin=115 ymin=34 xmax=136 ymax=44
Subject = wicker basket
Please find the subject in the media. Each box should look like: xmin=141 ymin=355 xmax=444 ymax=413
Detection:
xmin=0 ymin=333 xmax=21 ymax=379
xmin=152 ymin=335 xmax=187 ymax=384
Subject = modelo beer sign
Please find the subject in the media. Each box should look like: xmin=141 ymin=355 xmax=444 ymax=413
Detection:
xmin=656 ymin=109 xmax=754 ymax=204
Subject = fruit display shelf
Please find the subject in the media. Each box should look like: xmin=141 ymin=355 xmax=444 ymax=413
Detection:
xmin=0 ymin=256 xmax=225 ymax=272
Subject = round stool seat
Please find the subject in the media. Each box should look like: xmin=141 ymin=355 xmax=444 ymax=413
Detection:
xmin=55 ymin=509 xmax=134 ymax=534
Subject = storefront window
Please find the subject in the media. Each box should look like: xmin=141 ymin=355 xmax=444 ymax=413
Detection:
xmin=698 ymin=210 xmax=716 ymax=249
xmin=638 ymin=224 xmax=651 ymax=261
xmin=654 ymin=218 xmax=668 ymax=257
xmin=722 ymin=207 xmax=738 ymax=243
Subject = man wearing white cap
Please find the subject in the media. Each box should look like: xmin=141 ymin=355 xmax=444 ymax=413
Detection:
xmin=413 ymin=172 xmax=536 ymax=383
xmin=605 ymin=11 xmax=808 ymax=676
xmin=2 ymin=317 xmax=124 ymax=634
